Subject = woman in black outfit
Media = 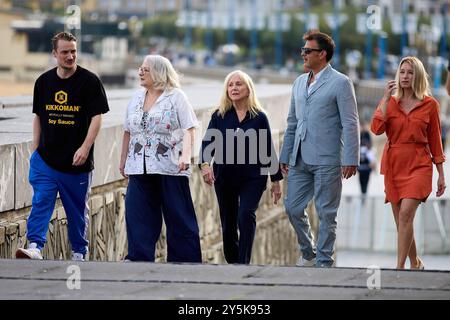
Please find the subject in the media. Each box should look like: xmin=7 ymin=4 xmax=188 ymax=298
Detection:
xmin=199 ymin=70 xmax=283 ymax=264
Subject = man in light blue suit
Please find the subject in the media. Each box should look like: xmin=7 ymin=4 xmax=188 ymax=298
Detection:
xmin=280 ymin=30 xmax=360 ymax=268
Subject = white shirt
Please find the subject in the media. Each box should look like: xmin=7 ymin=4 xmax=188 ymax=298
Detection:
xmin=307 ymin=64 xmax=328 ymax=95
xmin=123 ymin=88 xmax=198 ymax=176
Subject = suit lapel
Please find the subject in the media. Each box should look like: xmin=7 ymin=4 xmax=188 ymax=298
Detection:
xmin=302 ymin=74 xmax=309 ymax=99
xmin=308 ymin=65 xmax=332 ymax=98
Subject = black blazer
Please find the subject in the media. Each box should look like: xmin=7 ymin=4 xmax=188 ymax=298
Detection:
xmin=199 ymin=108 xmax=283 ymax=184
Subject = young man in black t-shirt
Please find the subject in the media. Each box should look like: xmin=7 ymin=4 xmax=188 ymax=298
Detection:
xmin=16 ymin=32 xmax=109 ymax=261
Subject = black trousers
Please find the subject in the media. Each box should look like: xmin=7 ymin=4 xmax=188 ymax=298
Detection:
xmin=214 ymin=177 xmax=267 ymax=264
xmin=125 ymin=174 xmax=202 ymax=262
xmin=358 ymin=169 xmax=372 ymax=195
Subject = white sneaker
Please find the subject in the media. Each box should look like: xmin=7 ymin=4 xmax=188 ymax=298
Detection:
xmin=296 ymin=256 xmax=316 ymax=267
xmin=71 ymin=252 xmax=85 ymax=261
xmin=16 ymin=243 xmax=43 ymax=260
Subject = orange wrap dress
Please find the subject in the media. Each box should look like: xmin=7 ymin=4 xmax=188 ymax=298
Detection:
xmin=371 ymin=95 xmax=445 ymax=203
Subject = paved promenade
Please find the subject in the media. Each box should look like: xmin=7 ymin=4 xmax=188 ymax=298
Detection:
xmin=0 ymin=258 xmax=449 ymax=300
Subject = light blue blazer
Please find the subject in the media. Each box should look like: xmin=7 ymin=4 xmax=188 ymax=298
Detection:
xmin=280 ymin=64 xmax=360 ymax=167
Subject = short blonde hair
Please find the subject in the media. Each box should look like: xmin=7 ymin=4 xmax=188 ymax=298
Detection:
xmin=394 ymin=56 xmax=431 ymax=100
xmin=217 ymin=70 xmax=264 ymax=118
xmin=143 ymin=55 xmax=180 ymax=91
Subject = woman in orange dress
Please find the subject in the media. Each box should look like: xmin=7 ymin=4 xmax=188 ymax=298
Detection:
xmin=371 ymin=56 xmax=446 ymax=269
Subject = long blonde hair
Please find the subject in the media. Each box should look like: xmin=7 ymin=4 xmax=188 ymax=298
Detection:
xmin=143 ymin=55 xmax=180 ymax=91
xmin=217 ymin=70 xmax=264 ymax=118
xmin=394 ymin=56 xmax=431 ymax=100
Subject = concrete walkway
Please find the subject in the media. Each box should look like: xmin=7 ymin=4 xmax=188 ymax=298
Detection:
xmin=0 ymin=259 xmax=449 ymax=300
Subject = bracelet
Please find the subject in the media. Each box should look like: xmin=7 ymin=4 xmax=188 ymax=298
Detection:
xmin=200 ymin=162 xmax=210 ymax=169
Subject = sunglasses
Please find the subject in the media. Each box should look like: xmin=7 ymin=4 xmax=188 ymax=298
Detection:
xmin=301 ymin=47 xmax=323 ymax=55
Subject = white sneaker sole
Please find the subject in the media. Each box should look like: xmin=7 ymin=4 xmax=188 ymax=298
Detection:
xmin=16 ymin=248 xmax=32 ymax=259
xmin=15 ymin=248 xmax=43 ymax=260
xmin=296 ymin=258 xmax=316 ymax=267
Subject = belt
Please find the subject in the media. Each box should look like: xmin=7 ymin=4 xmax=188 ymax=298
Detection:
xmin=387 ymin=141 xmax=427 ymax=148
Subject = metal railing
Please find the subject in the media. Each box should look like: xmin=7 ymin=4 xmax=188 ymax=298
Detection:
xmin=337 ymin=195 xmax=450 ymax=254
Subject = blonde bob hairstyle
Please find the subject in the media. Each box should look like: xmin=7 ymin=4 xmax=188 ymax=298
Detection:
xmin=217 ymin=70 xmax=264 ymax=118
xmin=143 ymin=55 xmax=180 ymax=91
xmin=394 ymin=56 xmax=431 ymax=101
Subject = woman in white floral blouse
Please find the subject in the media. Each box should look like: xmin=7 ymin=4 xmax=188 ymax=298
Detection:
xmin=119 ymin=55 xmax=202 ymax=262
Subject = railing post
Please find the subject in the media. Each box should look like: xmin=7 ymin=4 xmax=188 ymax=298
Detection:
xmin=432 ymin=200 xmax=448 ymax=252
xmin=369 ymin=196 xmax=375 ymax=251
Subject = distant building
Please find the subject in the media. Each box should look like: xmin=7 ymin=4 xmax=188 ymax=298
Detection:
xmin=0 ymin=9 xmax=50 ymax=82
xmin=87 ymin=0 xmax=184 ymax=19
xmin=1 ymin=5 xmax=132 ymax=84
xmin=351 ymin=0 xmax=445 ymax=16
xmin=83 ymin=0 xmax=306 ymax=19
